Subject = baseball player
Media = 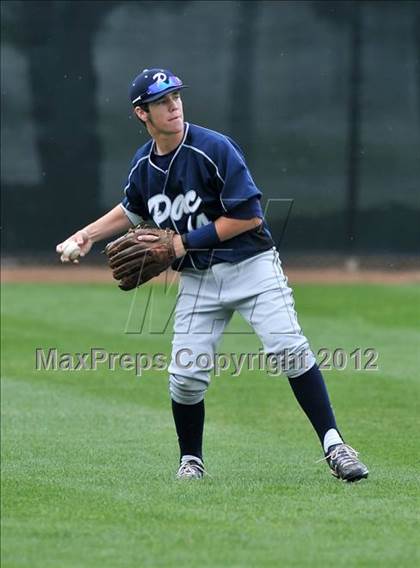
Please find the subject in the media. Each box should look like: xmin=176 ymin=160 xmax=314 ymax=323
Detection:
xmin=56 ymin=68 xmax=369 ymax=482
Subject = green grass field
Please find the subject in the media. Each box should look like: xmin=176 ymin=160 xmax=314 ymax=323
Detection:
xmin=2 ymin=282 xmax=419 ymax=567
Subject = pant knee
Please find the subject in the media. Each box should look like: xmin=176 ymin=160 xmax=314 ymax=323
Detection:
xmin=169 ymin=374 xmax=208 ymax=405
xmin=271 ymin=347 xmax=316 ymax=378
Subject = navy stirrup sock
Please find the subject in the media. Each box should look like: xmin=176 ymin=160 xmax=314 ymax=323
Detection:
xmin=171 ymin=399 xmax=205 ymax=461
xmin=288 ymin=364 xmax=341 ymax=447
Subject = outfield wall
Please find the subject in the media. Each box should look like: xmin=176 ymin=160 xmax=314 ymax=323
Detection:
xmin=2 ymin=1 xmax=419 ymax=254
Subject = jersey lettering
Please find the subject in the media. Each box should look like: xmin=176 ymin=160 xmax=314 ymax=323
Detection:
xmin=187 ymin=213 xmax=209 ymax=232
xmin=147 ymin=191 xmax=210 ymax=228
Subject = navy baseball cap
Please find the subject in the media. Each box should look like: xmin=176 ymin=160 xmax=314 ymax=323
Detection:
xmin=130 ymin=68 xmax=187 ymax=105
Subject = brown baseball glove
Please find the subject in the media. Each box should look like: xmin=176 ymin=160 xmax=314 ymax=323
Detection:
xmin=105 ymin=224 xmax=177 ymax=290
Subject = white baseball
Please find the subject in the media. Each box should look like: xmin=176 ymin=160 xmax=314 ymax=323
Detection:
xmin=62 ymin=240 xmax=81 ymax=261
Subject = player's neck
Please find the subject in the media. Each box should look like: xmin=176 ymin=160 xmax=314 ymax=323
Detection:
xmin=153 ymin=129 xmax=184 ymax=156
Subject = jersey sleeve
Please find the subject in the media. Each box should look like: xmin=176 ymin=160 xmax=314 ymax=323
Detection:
xmin=120 ymin=158 xmax=150 ymax=225
xmin=225 ymin=195 xmax=263 ymax=219
xmin=216 ymin=137 xmax=262 ymax=212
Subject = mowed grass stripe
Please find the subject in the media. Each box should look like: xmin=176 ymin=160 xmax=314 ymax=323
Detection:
xmin=2 ymin=375 xmax=419 ymax=568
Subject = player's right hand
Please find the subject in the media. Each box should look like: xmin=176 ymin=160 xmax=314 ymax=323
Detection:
xmin=56 ymin=230 xmax=93 ymax=263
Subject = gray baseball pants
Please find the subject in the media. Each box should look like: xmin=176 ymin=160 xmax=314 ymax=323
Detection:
xmin=168 ymin=247 xmax=316 ymax=404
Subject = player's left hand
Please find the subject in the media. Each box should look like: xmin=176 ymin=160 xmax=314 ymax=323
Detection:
xmin=105 ymin=224 xmax=177 ymax=290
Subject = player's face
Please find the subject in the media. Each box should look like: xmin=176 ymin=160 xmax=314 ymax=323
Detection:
xmin=145 ymin=91 xmax=184 ymax=135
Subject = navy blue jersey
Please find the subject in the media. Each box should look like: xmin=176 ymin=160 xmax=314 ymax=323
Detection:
xmin=121 ymin=123 xmax=274 ymax=270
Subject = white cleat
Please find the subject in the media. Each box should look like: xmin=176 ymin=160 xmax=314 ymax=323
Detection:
xmin=176 ymin=456 xmax=206 ymax=480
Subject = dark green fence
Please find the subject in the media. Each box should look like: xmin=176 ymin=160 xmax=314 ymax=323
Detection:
xmin=2 ymin=0 xmax=419 ymax=254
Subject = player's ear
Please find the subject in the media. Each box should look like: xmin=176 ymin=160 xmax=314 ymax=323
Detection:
xmin=134 ymin=105 xmax=148 ymax=123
